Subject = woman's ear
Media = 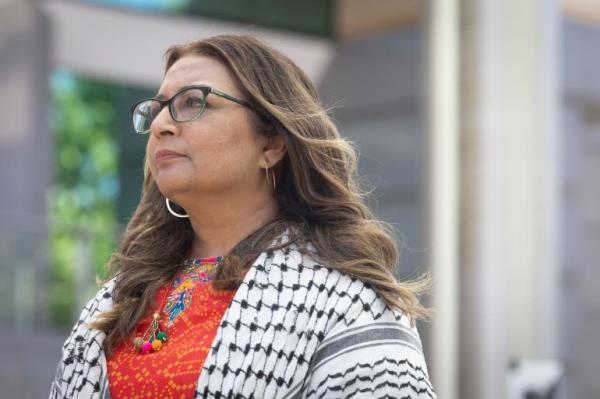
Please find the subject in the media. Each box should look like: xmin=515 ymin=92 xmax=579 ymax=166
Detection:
xmin=260 ymin=134 xmax=287 ymax=168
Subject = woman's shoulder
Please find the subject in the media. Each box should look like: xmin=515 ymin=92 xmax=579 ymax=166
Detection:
xmin=265 ymin=242 xmax=414 ymax=330
xmin=274 ymin=246 xmax=433 ymax=397
xmin=73 ymin=277 xmax=117 ymax=328
xmin=265 ymin=242 xmax=428 ymax=376
xmin=51 ymin=278 xmax=116 ymax=399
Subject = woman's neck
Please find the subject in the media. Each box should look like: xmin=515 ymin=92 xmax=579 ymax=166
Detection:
xmin=184 ymin=194 xmax=279 ymax=259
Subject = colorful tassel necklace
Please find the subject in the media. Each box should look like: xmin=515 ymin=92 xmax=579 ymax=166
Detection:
xmin=132 ymin=255 xmax=223 ymax=354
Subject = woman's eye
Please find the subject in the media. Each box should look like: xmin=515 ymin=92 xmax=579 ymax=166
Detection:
xmin=185 ymin=96 xmax=203 ymax=108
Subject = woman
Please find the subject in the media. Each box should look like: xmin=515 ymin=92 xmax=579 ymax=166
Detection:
xmin=50 ymin=35 xmax=436 ymax=399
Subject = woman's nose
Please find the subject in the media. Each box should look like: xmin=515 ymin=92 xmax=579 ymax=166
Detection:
xmin=149 ymin=106 xmax=178 ymax=138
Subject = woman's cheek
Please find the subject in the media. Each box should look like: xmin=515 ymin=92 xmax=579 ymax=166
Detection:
xmin=145 ymin=143 xmax=156 ymax=174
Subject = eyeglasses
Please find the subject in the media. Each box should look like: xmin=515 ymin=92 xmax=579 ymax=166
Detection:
xmin=130 ymin=85 xmax=251 ymax=134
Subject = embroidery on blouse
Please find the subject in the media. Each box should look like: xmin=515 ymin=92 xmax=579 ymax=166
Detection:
xmin=162 ymin=258 xmax=220 ymax=327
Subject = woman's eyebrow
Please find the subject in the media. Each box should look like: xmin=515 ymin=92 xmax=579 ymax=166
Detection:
xmin=154 ymin=84 xmax=209 ymax=100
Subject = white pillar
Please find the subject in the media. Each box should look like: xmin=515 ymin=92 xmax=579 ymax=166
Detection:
xmin=425 ymin=1 xmax=460 ymax=398
xmin=458 ymin=0 xmax=561 ymax=398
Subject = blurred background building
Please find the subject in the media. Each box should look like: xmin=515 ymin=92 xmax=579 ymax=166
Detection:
xmin=0 ymin=0 xmax=598 ymax=398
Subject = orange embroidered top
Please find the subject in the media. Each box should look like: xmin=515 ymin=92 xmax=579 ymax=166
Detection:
xmin=107 ymin=257 xmax=237 ymax=399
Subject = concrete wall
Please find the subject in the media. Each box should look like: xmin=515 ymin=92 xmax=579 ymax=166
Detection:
xmin=562 ymin=18 xmax=600 ymax=399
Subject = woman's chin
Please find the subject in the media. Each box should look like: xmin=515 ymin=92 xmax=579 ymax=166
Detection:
xmin=155 ymin=177 xmax=192 ymax=200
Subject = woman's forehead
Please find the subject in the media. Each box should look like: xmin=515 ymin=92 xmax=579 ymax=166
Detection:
xmin=158 ymin=55 xmax=238 ymax=97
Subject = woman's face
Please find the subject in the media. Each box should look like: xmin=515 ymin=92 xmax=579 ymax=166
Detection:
xmin=146 ymin=55 xmax=266 ymax=201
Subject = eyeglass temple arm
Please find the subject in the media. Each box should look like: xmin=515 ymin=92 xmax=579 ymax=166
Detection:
xmin=210 ymin=88 xmax=251 ymax=108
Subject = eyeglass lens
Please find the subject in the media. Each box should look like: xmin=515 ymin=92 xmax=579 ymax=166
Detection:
xmin=132 ymin=87 xmax=208 ymax=134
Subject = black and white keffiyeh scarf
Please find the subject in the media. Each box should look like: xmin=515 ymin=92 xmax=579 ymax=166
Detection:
xmin=50 ymin=235 xmax=436 ymax=399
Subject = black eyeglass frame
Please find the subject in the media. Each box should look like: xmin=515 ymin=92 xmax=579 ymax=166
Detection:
xmin=130 ymin=85 xmax=252 ymax=134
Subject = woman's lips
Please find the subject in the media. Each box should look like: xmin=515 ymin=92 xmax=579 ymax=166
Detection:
xmin=155 ymin=149 xmax=185 ymax=163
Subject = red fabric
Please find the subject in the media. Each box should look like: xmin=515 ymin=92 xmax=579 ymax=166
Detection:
xmin=107 ymin=267 xmax=236 ymax=399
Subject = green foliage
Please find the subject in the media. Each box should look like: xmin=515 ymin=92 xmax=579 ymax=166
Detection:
xmin=48 ymin=72 xmax=121 ymax=327
xmin=81 ymin=0 xmax=190 ymax=14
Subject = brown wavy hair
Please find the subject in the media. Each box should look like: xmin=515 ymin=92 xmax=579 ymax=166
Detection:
xmin=90 ymin=34 xmax=429 ymax=357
